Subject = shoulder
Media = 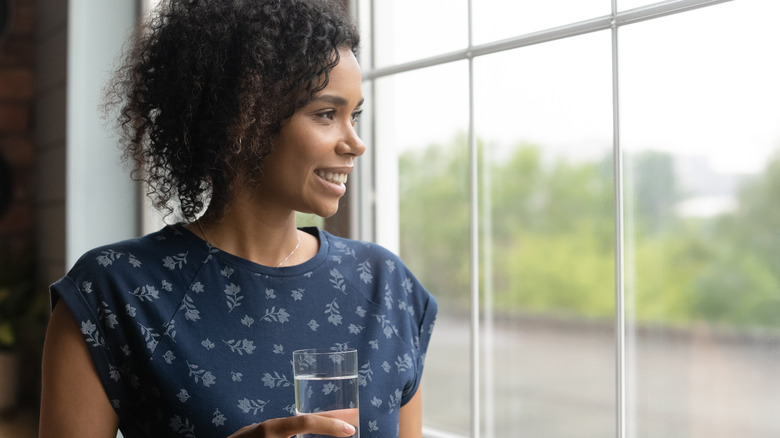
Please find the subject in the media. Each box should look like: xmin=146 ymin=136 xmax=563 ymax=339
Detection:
xmin=320 ymin=230 xmax=436 ymax=307
xmin=51 ymin=225 xmax=207 ymax=341
xmin=70 ymin=225 xmax=198 ymax=273
xmin=322 ymin=230 xmax=403 ymax=267
xmin=58 ymin=225 xmax=205 ymax=304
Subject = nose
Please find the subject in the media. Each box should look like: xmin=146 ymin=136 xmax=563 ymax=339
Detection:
xmin=338 ymin=123 xmax=366 ymax=157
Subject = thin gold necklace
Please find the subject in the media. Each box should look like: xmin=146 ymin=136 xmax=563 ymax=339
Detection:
xmin=195 ymin=221 xmax=301 ymax=267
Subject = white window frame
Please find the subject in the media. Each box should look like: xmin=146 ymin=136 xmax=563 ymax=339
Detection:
xmin=350 ymin=1 xmax=735 ymax=437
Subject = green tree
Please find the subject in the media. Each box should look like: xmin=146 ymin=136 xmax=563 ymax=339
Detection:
xmin=685 ymin=150 xmax=780 ymax=327
xmin=627 ymin=150 xmax=679 ymax=234
xmin=399 ymin=135 xmax=471 ymax=307
xmin=399 ymin=135 xmax=780 ymax=329
xmin=400 ymin=136 xmax=616 ymax=317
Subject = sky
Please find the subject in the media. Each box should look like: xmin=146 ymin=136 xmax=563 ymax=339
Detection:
xmin=365 ymin=0 xmax=780 ymax=176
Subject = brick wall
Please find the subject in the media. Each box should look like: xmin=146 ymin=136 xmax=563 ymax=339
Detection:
xmin=0 ymin=0 xmax=35 ymax=265
xmin=35 ymin=0 xmax=66 ymax=287
xmin=0 ymin=0 xmax=38 ymax=408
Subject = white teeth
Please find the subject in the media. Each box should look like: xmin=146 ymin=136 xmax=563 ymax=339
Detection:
xmin=315 ymin=170 xmax=348 ymax=185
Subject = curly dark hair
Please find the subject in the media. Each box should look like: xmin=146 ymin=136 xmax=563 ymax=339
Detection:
xmin=105 ymin=0 xmax=360 ymax=221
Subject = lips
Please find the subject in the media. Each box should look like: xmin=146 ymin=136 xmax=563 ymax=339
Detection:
xmin=314 ymin=169 xmax=349 ymax=185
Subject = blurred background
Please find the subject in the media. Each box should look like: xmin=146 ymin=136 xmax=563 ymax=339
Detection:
xmin=1 ymin=1 xmax=779 ymax=437
xmin=358 ymin=0 xmax=780 ymax=437
xmin=1 ymin=0 xmax=139 ymax=435
xmin=1 ymin=0 xmax=44 ymax=435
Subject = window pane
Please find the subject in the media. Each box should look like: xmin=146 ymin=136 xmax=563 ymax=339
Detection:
xmin=475 ymin=31 xmax=615 ymax=437
xmin=361 ymin=0 xmax=469 ymax=68
xmin=374 ymin=62 xmax=471 ymax=435
xmin=621 ymin=1 xmax=780 ymax=436
xmin=472 ymin=0 xmax=608 ymax=45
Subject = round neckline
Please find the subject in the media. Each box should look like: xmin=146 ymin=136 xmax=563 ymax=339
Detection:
xmin=174 ymin=224 xmax=329 ymax=277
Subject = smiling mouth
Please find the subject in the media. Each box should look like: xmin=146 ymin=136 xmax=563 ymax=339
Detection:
xmin=314 ymin=169 xmax=349 ymax=185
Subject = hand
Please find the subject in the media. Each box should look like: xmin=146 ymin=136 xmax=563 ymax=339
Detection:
xmin=227 ymin=414 xmax=357 ymax=438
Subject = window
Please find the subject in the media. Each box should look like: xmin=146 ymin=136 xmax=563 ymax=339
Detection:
xmin=353 ymin=0 xmax=780 ymax=436
xmin=66 ymin=0 xmax=139 ymax=265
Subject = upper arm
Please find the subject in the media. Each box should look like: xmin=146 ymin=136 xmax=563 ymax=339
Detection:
xmin=39 ymin=302 xmax=119 ymax=438
xmin=398 ymin=385 xmax=423 ymax=438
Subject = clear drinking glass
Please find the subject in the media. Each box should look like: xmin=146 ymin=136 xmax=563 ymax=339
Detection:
xmin=293 ymin=348 xmax=359 ymax=438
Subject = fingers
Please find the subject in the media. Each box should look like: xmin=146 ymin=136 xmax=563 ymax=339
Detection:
xmin=228 ymin=414 xmax=357 ymax=438
xmin=300 ymin=408 xmax=358 ymax=427
xmin=266 ymin=414 xmax=357 ymax=437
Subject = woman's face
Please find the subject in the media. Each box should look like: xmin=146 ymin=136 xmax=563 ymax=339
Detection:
xmin=258 ymin=49 xmax=366 ymax=218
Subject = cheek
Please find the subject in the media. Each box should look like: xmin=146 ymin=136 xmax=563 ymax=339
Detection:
xmin=298 ymin=139 xmax=332 ymax=163
xmin=274 ymin=127 xmax=333 ymax=171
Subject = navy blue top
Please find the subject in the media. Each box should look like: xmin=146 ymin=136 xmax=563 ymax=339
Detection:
xmin=51 ymin=225 xmax=437 ymax=437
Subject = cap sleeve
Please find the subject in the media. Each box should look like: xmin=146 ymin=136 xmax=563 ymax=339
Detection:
xmin=398 ymin=264 xmax=438 ymax=405
xmin=49 ymin=256 xmax=130 ymax=413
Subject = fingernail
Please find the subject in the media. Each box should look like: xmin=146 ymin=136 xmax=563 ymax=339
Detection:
xmin=343 ymin=423 xmax=356 ymax=435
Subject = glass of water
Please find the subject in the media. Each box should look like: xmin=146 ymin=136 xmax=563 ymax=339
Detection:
xmin=293 ymin=348 xmax=359 ymax=438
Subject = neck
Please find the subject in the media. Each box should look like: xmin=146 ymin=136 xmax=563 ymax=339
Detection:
xmin=194 ymin=195 xmax=302 ymax=267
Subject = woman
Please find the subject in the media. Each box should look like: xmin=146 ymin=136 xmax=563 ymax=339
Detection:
xmin=38 ymin=1 xmax=437 ymax=437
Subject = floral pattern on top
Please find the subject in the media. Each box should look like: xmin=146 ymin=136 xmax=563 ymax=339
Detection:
xmin=51 ymin=225 xmax=437 ymax=438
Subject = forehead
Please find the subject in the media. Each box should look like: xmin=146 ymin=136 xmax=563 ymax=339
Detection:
xmin=319 ymin=50 xmax=362 ymax=95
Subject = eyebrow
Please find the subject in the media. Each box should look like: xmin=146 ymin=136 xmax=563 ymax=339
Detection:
xmin=311 ymin=95 xmax=364 ymax=108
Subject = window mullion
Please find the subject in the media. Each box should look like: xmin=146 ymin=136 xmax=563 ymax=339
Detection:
xmin=466 ymin=0 xmax=481 ymax=436
xmin=611 ymin=3 xmax=627 ymax=437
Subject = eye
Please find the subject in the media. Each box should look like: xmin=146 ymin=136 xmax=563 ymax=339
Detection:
xmin=351 ymin=110 xmax=363 ymax=125
xmin=315 ymin=110 xmax=336 ymax=121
